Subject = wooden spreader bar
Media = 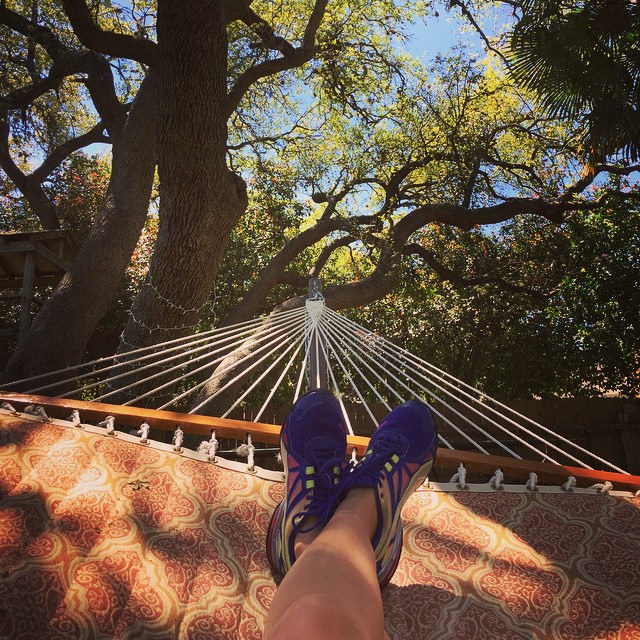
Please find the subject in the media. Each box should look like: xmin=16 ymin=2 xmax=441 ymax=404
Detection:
xmin=2 ymin=392 xmax=639 ymax=492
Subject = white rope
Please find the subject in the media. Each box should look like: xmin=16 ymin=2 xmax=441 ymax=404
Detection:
xmin=354 ymin=326 xmax=593 ymax=468
xmin=489 ymin=468 xmax=504 ymax=490
xmin=28 ymin=311 xmax=300 ymax=396
xmin=24 ymin=405 xmax=51 ymax=421
xmin=318 ymin=323 xmax=378 ymax=428
xmin=151 ymin=318 xmax=304 ymax=411
xmin=590 ymin=481 xmax=613 ymax=494
xmin=188 ymin=322 xmax=308 ymax=414
xmin=320 ymin=319 xmax=394 ymax=416
xmin=322 ymin=314 xmax=488 ymax=454
xmin=327 ymin=311 xmax=540 ymax=458
xmin=235 ymin=433 xmax=256 ymax=471
xmin=68 ymin=409 xmax=82 ymax=427
xmin=138 ymin=421 xmax=150 ymax=443
xmin=97 ymin=415 xmax=116 ymax=435
xmin=327 ymin=311 xmax=553 ymax=462
xmin=1 ymin=307 xmax=302 ymax=391
xmin=253 ymin=321 xmax=312 ymax=423
xmin=120 ymin=312 xmax=305 ymax=407
xmin=208 ymin=429 xmax=218 ymax=461
xmin=450 ymin=463 xmax=468 ymax=489
xmin=313 ymin=324 xmax=354 ymax=436
xmin=321 ymin=315 xmax=458 ymax=449
xmin=172 ymin=425 xmax=184 ymax=451
xmin=561 ymin=476 xmax=576 ymax=492
xmin=1 ymin=402 xmax=19 ymax=415
xmin=79 ymin=309 xmax=305 ymax=402
xmin=221 ymin=324 xmax=309 ymax=419
xmin=138 ymin=319 xmax=299 ymax=411
xmin=330 ymin=310 xmax=627 ymax=474
xmin=525 ymin=472 xmax=538 ymax=491
xmin=293 ymin=329 xmax=313 ymax=404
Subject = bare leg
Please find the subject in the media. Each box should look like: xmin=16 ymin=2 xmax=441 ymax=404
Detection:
xmin=264 ymin=487 xmax=390 ymax=640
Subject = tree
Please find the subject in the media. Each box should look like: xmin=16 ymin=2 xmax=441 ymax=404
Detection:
xmin=0 ymin=0 xmax=426 ymax=381
xmin=1 ymin=1 xmax=638 ymax=409
xmin=453 ymin=0 xmax=640 ymax=167
xmin=194 ymin=53 xmax=640 ymax=407
xmin=346 ymin=191 xmax=640 ymax=399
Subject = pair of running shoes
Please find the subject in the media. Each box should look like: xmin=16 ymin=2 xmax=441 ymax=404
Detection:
xmin=267 ymin=390 xmax=437 ymax=588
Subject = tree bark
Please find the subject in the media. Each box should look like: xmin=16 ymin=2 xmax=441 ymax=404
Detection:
xmin=2 ymin=71 xmax=158 ymax=383
xmin=110 ymin=0 xmax=248 ymax=404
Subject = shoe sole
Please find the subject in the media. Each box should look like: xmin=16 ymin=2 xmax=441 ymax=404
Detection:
xmin=376 ymin=453 xmax=435 ymax=585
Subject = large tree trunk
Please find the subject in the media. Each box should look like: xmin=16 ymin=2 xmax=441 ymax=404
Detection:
xmin=110 ymin=0 xmax=247 ymax=405
xmin=2 ymin=72 xmax=158 ymax=383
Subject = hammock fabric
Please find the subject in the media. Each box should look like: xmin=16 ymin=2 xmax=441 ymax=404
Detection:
xmin=1 ymin=415 xmax=639 ymax=639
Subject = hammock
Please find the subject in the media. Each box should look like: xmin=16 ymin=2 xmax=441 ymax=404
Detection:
xmin=1 ymin=413 xmax=639 ymax=639
xmin=1 ymin=287 xmax=640 ymax=638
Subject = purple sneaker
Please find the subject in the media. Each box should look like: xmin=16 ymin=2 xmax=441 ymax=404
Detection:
xmin=267 ymin=391 xmax=348 ymax=576
xmin=345 ymin=399 xmax=437 ymax=587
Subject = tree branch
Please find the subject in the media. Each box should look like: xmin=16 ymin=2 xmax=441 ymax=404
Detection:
xmin=233 ymin=4 xmax=296 ymax=56
xmin=0 ymin=5 xmax=65 ymax=59
xmin=449 ymin=0 xmax=512 ymax=68
xmin=225 ymin=0 xmax=328 ymax=116
xmin=278 ymin=270 xmax=309 ymax=288
xmin=0 ymin=6 xmax=127 ymax=137
xmin=223 ymin=215 xmax=377 ymax=324
xmin=404 ymin=243 xmax=546 ymax=300
xmin=0 ymin=116 xmax=59 ymax=229
xmin=60 ymin=0 xmax=157 ymax=66
xmin=563 ymin=163 xmax=640 ymax=199
xmin=275 ymin=245 xmax=400 ymax=312
xmin=31 ymin=121 xmax=109 ymax=182
xmin=309 ymin=235 xmax=355 ymax=276
xmin=0 ymin=63 xmax=71 ymax=110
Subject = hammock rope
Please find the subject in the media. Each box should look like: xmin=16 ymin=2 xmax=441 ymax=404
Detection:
xmin=0 ymin=295 xmax=629 ymax=475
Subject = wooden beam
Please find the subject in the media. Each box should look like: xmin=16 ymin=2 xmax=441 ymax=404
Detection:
xmin=0 ymin=253 xmax=17 ymax=278
xmin=0 ymin=241 xmax=35 ymax=255
xmin=34 ymin=242 xmax=70 ymax=272
xmin=1 ymin=392 xmax=639 ymax=491
xmin=0 ymin=230 xmax=68 ymax=243
xmin=18 ymin=252 xmax=35 ymax=346
xmin=0 ymin=276 xmax=61 ymax=291
xmin=0 ymin=391 xmax=283 ymax=444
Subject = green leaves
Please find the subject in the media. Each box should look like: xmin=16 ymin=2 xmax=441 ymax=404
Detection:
xmin=507 ymin=0 xmax=640 ymax=165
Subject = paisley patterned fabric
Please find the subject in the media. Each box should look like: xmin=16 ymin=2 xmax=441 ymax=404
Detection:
xmin=1 ymin=415 xmax=639 ymax=639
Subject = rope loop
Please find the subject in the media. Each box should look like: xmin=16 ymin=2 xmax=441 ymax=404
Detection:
xmin=1 ymin=402 xmax=19 ymax=416
xmin=236 ymin=433 xmax=256 ymax=472
xmin=525 ymin=472 xmax=538 ymax=492
xmin=68 ymin=409 xmax=82 ymax=428
xmin=489 ymin=468 xmax=504 ymax=491
xmin=98 ymin=416 xmax=117 ymax=436
xmin=172 ymin=425 xmax=184 ymax=452
xmin=450 ymin=463 xmax=468 ymax=490
xmin=138 ymin=421 xmax=151 ymax=444
xmin=590 ymin=481 xmax=613 ymax=494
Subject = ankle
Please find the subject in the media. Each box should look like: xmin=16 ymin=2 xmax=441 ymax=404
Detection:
xmin=334 ymin=487 xmax=378 ymax=540
xmin=294 ymin=528 xmax=321 ymax=559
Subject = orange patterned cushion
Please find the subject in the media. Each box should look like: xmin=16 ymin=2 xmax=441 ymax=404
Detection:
xmin=1 ymin=416 xmax=639 ymax=639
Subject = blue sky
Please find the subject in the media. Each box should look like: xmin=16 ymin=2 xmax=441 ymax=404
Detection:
xmin=407 ymin=2 xmax=470 ymax=60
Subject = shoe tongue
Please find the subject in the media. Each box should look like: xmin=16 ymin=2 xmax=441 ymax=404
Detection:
xmin=304 ymin=436 xmax=341 ymax=465
xmin=371 ymin=430 xmax=405 ymax=457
